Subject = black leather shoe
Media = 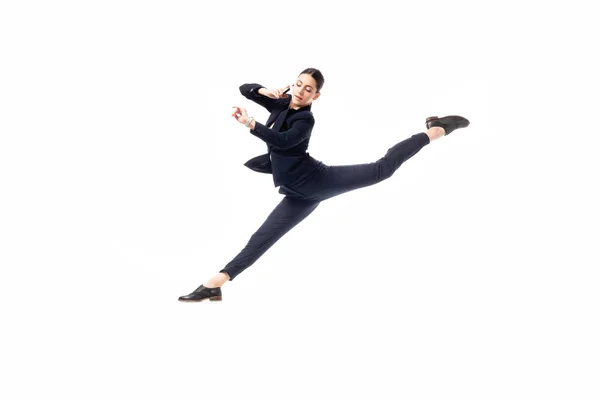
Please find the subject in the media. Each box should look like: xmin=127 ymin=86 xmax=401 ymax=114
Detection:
xmin=425 ymin=115 xmax=470 ymax=135
xmin=178 ymin=285 xmax=222 ymax=302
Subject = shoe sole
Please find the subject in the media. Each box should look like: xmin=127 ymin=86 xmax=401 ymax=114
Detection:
xmin=178 ymin=296 xmax=222 ymax=302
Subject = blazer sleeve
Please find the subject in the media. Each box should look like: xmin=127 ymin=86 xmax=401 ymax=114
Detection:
xmin=239 ymin=83 xmax=277 ymax=112
xmin=250 ymin=113 xmax=314 ymax=149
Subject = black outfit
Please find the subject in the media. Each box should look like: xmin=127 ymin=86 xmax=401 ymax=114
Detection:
xmin=219 ymin=83 xmax=430 ymax=281
xmin=240 ymin=83 xmax=324 ymax=187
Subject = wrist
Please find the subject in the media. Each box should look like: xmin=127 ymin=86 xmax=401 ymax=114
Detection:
xmin=245 ymin=116 xmax=255 ymax=128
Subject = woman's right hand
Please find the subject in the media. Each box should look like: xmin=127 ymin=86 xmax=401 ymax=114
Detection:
xmin=260 ymin=85 xmax=290 ymax=99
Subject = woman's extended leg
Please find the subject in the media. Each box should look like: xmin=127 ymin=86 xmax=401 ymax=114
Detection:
xmin=284 ymin=129 xmax=443 ymax=202
xmin=217 ymin=196 xmax=320 ymax=281
xmin=179 ymin=197 xmax=320 ymax=301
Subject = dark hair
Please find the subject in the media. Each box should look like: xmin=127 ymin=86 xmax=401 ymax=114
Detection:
xmin=299 ymin=68 xmax=325 ymax=93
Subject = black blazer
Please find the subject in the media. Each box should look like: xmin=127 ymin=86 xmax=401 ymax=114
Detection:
xmin=240 ymin=83 xmax=323 ymax=187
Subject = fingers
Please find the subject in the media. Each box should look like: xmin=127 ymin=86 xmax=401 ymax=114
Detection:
xmin=273 ymin=86 xmax=290 ymax=98
xmin=231 ymin=106 xmax=242 ymax=121
xmin=265 ymin=86 xmax=291 ymax=99
xmin=231 ymin=106 xmax=247 ymax=123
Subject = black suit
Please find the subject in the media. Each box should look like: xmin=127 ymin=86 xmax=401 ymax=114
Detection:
xmin=220 ymin=83 xmax=431 ymax=281
xmin=240 ymin=83 xmax=323 ymax=187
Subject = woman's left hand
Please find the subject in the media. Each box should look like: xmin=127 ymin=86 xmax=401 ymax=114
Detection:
xmin=231 ymin=106 xmax=248 ymax=125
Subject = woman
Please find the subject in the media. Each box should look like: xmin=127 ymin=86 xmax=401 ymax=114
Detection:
xmin=179 ymin=67 xmax=469 ymax=302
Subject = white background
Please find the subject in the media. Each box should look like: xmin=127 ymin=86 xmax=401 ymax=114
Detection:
xmin=1 ymin=1 xmax=599 ymax=399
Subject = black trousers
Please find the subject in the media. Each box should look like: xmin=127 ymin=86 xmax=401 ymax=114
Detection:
xmin=220 ymin=132 xmax=430 ymax=280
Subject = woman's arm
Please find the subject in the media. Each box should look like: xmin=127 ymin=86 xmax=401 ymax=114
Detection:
xmin=231 ymin=106 xmax=313 ymax=149
xmin=249 ymin=115 xmax=315 ymax=149
xmin=239 ymin=83 xmax=290 ymax=113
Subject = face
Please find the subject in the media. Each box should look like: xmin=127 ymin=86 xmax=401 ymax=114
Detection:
xmin=291 ymin=73 xmax=320 ymax=108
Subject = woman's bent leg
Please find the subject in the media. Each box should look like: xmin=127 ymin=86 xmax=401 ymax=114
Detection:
xmin=220 ymin=197 xmax=320 ymax=280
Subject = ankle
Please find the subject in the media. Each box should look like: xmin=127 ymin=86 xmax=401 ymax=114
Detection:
xmin=204 ymin=272 xmax=230 ymax=288
xmin=426 ymin=126 xmax=445 ymax=141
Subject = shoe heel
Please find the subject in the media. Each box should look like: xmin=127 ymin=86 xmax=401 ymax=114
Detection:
xmin=426 ymin=116 xmax=438 ymax=123
xmin=209 ymin=296 xmax=222 ymax=302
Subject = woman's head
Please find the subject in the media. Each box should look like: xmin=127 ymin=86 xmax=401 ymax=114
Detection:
xmin=291 ymin=67 xmax=324 ymax=108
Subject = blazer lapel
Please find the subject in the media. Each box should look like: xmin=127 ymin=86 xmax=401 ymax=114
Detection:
xmin=271 ymin=108 xmax=289 ymax=132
